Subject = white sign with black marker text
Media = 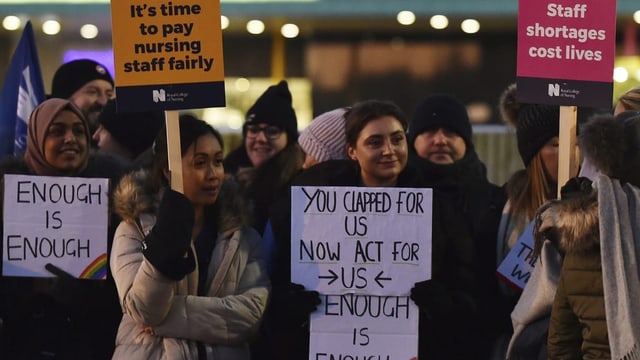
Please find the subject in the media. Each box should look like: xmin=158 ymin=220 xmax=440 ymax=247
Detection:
xmin=291 ymin=186 xmax=431 ymax=360
xmin=291 ymin=186 xmax=432 ymax=295
xmin=2 ymin=174 xmax=109 ymax=279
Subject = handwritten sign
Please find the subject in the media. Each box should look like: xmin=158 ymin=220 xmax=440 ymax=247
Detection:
xmin=517 ymin=0 xmax=616 ymax=106
xmin=310 ymin=294 xmax=418 ymax=360
xmin=497 ymin=220 xmax=537 ymax=290
xmin=291 ymin=186 xmax=432 ymax=296
xmin=111 ymin=0 xmax=225 ymax=111
xmin=2 ymin=174 xmax=109 ymax=279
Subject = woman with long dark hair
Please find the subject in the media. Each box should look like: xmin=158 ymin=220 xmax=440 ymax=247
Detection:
xmin=110 ymin=115 xmax=269 ymax=359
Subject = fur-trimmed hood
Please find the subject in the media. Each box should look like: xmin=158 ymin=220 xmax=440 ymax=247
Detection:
xmin=535 ymin=190 xmax=599 ymax=254
xmin=113 ymin=170 xmax=250 ymax=234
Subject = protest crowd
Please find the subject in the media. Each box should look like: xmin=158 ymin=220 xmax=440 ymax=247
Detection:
xmin=1 ymin=17 xmax=640 ymax=360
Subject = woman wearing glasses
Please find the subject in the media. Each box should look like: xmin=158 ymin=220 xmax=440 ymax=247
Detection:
xmin=223 ymin=80 xmax=304 ymax=360
xmin=223 ymin=80 xmax=304 ymax=236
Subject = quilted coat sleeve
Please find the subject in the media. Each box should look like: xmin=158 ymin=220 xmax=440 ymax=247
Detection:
xmin=152 ymin=227 xmax=270 ymax=345
xmin=110 ymin=218 xmax=179 ymax=327
xmin=547 ymin=268 xmax=583 ymax=359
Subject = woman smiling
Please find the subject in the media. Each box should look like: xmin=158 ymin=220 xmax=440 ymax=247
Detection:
xmin=0 ymin=98 xmax=127 ymax=359
xmin=280 ymin=99 xmax=479 ymax=360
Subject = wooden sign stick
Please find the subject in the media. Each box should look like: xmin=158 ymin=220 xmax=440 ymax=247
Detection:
xmin=557 ymin=105 xmax=579 ymax=198
xmin=165 ymin=110 xmax=183 ymax=193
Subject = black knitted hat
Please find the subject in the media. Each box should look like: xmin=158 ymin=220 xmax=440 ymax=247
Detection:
xmin=515 ymin=104 xmax=560 ymax=166
xmin=245 ymin=80 xmax=298 ymax=143
xmin=408 ymin=94 xmax=472 ymax=146
xmin=98 ymin=99 xmax=164 ymax=157
xmin=499 ymin=83 xmax=559 ymax=166
xmin=51 ymin=59 xmax=114 ymax=99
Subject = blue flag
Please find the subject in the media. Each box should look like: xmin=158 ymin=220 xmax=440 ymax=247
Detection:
xmin=0 ymin=21 xmax=46 ymax=157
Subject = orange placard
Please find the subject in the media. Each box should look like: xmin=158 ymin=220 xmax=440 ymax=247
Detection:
xmin=111 ymin=0 xmax=225 ymax=111
xmin=112 ymin=0 xmax=224 ymax=85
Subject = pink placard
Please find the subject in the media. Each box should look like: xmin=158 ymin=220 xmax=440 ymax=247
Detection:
xmin=517 ymin=0 xmax=616 ymax=82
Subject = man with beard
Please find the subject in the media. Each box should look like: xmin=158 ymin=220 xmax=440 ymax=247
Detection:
xmin=51 ymin=59 xmax=114 ymax=147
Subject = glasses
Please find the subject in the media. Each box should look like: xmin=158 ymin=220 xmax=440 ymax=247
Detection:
xmin=245 ymin=125 xmax=283 ymax=140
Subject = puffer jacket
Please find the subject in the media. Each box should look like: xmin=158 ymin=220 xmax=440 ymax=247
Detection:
xmin=545 ymin=191 xmax=609 ymax=360
xmin=110 ymin=170 xmax=270 ymax=360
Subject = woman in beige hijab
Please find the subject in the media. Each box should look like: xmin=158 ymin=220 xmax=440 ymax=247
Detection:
xmin=0 ymin=98 xmax=126 ymax=359
xmin=23 ymin=98 xmax=91 ymax=175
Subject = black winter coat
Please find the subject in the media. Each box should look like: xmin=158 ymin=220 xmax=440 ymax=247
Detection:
xmin=0 ymin=153 xmax=127 ymax=360
xmin=409 ymin=147 xmax=508 ymax=359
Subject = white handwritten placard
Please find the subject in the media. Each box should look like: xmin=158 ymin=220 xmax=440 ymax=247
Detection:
xmin=496 ymin=220 xmax=537 ymax=290
xmin=309 ymin=294 xmax=418 ymax=360
xmin=2 ymin=174 xmax=109 ymax=279
xmin=291 ymin=186 xmax=432 ymax=296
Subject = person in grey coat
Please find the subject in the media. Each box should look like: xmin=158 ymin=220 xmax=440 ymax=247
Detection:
xmin=110 ymin=115 xmax=270 ymax=359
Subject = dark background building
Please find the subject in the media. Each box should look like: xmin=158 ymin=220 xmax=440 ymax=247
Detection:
xmin=1 ymin=0 xmax=639 ymax=184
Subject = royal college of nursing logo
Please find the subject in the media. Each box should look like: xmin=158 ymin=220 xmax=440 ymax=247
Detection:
xmin=152 ymin=89 xmax=188 ymax=103
xmin=547 ymin=83 xmax=580 ymax=99
xmin=152 ymin=89 xmax=166 ymax=103
xmin=548 ymin=83 xmax=561 ymax=97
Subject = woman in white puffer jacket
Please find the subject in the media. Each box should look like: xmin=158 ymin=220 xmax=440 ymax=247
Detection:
xmin=110 ymin=115 xmax=270 ymax=359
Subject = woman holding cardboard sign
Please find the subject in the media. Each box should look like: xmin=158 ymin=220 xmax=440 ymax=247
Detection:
xmin=496 ymin=84 xmax=562 ymax=360
xmin=290 ymin=99 xmax=478 ymax=360
xmin=0 ymin=98 xmax=126 ymax=359
xmin=109 ymin=114 xmax=269 ymax=359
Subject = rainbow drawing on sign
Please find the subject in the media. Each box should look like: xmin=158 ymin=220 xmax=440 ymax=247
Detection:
xmin=80 ymin=253 xmax=107 ymax=279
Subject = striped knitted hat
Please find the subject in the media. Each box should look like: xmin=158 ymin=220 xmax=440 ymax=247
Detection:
xmin=298 ymin=107 xmax=349 ymax=163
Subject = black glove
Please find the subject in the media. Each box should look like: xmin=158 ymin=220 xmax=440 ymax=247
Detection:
xmin=277 ymin=283 xmax=321 ymax=327
xmin=410 ymin=279 xmax=454 ymax=319
xmin=561 ymin=176 xmax=593 ymax=198
xmin=142 ymin=189 xmax=195 ymax=280
xmin=45 ymin=263 xmax=80 ymax=307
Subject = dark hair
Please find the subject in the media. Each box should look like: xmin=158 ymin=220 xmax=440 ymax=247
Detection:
xmin=149 ymin=114 xmax=224 ymax=192
xmin=344 ymin=100 xmax=407 ymax=147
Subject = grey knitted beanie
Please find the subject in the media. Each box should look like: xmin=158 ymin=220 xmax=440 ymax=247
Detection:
xmin=298 ymin=107 xmax=349 ymax=162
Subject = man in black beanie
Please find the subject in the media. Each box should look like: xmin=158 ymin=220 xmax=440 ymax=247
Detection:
xmin=408 ymin=93 xmax=507 ymax=360
xmin=51 ymin=59 xmax=114 ymax=137
xmin=408 ymin=94 xmax=473 ymax=165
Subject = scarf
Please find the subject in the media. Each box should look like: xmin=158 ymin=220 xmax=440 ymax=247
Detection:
xmin=598 ymin=176 xmax=640 ymax=360
xmin=506 ymin=238 xmax=562 ymax=359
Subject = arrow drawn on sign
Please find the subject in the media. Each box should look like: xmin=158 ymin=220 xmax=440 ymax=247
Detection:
xmin=319 ymin=269 xmax=338 ymax=285
xmin=375 ymin=270 xmax=392 ymax=288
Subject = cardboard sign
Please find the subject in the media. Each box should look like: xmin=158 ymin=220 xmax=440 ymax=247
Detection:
xmin=291 ymin=186 xmax=432 ymax=296
xmin=517 ymin=0 xmax=616 ymax=107
xmin=496 ymin=220 xmax=537 ymax=290
xmin=111 ymin=0 xmax=225 ymax=111
xmin=310 ymin=294 xmax=419 ymax=360
xmin=2 ymin=174 xmax=109 ymax=279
